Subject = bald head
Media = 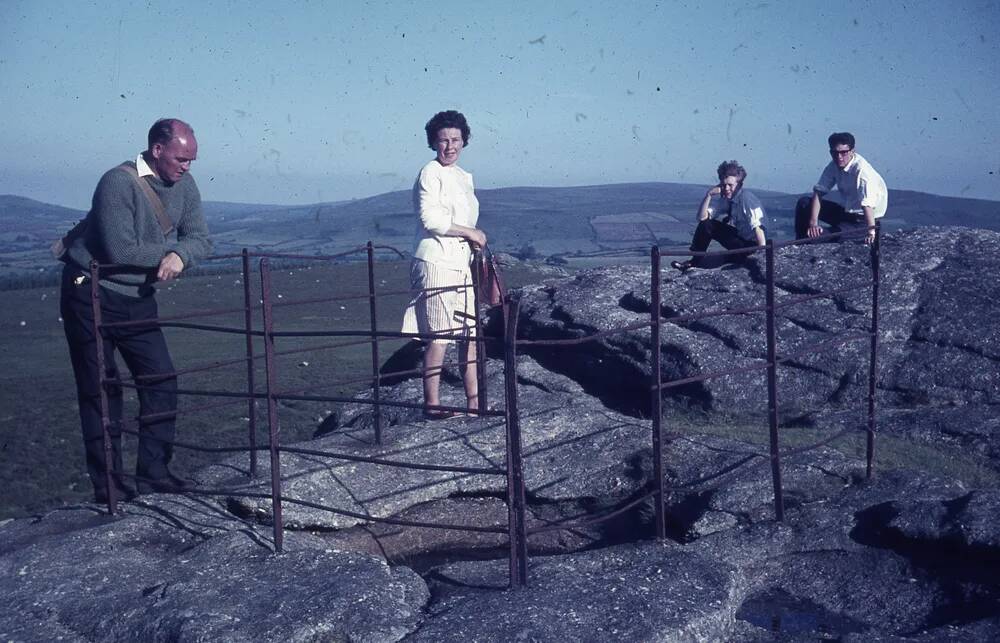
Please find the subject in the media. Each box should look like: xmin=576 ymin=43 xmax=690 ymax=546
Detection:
xmin=147 ymin=118 xmax=194 ymax=150
xmin=146 ymin=118 xmax=198 ymax=184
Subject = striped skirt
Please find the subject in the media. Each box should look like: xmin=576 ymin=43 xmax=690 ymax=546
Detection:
xmin=401 ymin=259 xmax=477 ymax=344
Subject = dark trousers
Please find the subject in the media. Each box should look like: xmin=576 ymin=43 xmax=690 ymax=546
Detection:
xmin=689 ymin=219 xmax=758 ymax=267
xmin=60 ymin=265 xmax=177 ymax=494
xmin=794 ymin=196 xmax=866 ymax=240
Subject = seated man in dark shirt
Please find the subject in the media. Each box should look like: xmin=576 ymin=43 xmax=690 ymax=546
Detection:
xmin=672 ymin=160 xmax=766 ymax=272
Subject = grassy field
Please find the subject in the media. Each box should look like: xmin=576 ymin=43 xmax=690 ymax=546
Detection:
xmin=0 ymin=257 xmax=548 ymax=518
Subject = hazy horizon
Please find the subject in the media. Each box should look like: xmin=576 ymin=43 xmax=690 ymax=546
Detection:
xmin=2 ymin=1 xmax=998 ymax=209
xmin=7 ymin=178 xmax=1000 ymax=213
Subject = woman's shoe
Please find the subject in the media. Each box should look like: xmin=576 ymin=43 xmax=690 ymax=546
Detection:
xmin=670 ymin=260 xmax=693 ymax=273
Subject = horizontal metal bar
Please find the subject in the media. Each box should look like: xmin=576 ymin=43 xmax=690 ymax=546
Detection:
xmin=773 ymin=281 xmax=872 ymax=311
xmin=772 ymin=226 xmax=873 ymax=249
xmin=100 ymin=305 xmax=257 ymax=329
xmin=528 ymin=490 xmax=659 ymax=534
xmin=651 ymin=360 xmax=771 ymax=391
xmin=656 ymin=244 xmax=761 ymax=258
xmin=515 ymin=320 xmax=652 ymax=346
xmin=279 ymin=444 xmax=505 ymax=475
xmin=277 ymin=494 xmax=509 ymax=533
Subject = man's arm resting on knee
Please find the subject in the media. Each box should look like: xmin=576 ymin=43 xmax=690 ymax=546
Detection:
xmin=807 ymin=191 xmax=824 ymax=238
xmin=862 ymin=206 xmax=876 ymax=245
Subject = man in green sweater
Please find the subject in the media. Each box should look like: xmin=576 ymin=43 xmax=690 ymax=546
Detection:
xmin=60 ymin=118 xmax=211 ymax=503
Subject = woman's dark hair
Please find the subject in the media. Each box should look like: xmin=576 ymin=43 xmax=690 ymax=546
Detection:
xmin=716 ymin=160 xmax=747 ymax=184
xmin=425 ymin=110 xmax=471 ymax=150
xmin=828 ymin=132 xmax=855 ymax=149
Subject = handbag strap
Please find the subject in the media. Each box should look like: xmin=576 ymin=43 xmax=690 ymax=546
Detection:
xmin=118 ymin=162 xmax=174 ymax=236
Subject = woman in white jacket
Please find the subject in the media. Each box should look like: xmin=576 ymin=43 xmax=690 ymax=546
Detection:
xmin=401 ymin=110 xmax=487 ymax=419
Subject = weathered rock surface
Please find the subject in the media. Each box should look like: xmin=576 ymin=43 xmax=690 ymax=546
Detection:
xmin=511 ymin=227 xmax=1000 ymax=457
xmin=3 ymin=226 xmax=999 ymax=641
xmin=0 ymin=497 xmax=428 ymax=642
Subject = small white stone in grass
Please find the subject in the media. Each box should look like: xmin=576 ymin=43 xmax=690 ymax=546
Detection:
xmin=41 ymin=293 xmax=47 ymax=300
xmin=299 ymin=361 xmax=309 ymax=367
xmin=19 ymin=321 xmax=26 ymax=326
xmin=277 ymin=294 xmax=283 ymax=299
xmin=339 ymin=305 xmax=346 ymax=310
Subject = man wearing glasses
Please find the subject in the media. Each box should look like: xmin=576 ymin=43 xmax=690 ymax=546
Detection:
xmin=794 ymin=132 xmax=887 ymax=244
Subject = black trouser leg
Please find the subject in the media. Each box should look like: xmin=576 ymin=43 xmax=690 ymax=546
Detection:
xmin=61 ymin=270 xmax=125 ymax=493
xmin=61 ymin=268 xmax=177 ymax=492
xmin=688 ymin=219 xmax=717 ymax=267
xmin=689 ymin=219 xmax=754 ymax=267
xmin=795 ymin=196 xmax=862 ymax=240
xmin=113 ymin=297 xmax=177 ymax=482
xmin=794 ymin=196 xmax=814 ymax=239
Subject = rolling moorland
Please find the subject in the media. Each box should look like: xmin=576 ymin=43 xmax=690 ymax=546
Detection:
xmin=2 ymin=182 xmax=999 ymax=285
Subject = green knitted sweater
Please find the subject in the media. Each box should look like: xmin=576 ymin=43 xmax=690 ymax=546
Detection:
xmin=64 ymin=161 xmax=212 ymax=296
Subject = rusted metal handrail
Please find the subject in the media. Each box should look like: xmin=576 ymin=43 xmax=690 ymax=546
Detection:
xmin=502 ymin=295 xmax=529 ymax=588
xmin=650 ymin=246 xmax=666 ymax=539
xmin=764 ymin=240 xmax=785 ymax=521
xmin=260 ymin=258 xmax=284 ymax=552
xmin=86 ymin=224 xmax=882 ymax=588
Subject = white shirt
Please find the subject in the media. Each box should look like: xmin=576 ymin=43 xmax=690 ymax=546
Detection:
xmin=136 ymin=153 xmax=154 ymax=177
xmin=707 ymin=188 xmax=765 ymax=242
xmin=411 ymin=159 xmax=479 ymax=270
xmin=813 ymin=152 xmax=888 ymax=218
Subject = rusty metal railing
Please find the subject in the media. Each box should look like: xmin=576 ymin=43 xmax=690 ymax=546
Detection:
xmin=85 ymin=227 xmax=880 ymax=589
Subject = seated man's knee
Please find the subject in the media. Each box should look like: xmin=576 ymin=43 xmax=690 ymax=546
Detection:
xmin=795 ymin=196 xmax=812 ymax=217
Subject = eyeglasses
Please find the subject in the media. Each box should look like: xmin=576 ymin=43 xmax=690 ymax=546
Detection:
xmin=829 ymin=148 xmax=853 ymax=157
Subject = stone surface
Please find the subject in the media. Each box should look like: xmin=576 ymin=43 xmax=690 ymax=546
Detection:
xmin=0 ymin=498 xmax=429 ymax=642
xmin=3 ymin=226 xmax=1000 ymax=641
xmin=411 ymin=542 xmax=742 ymax=642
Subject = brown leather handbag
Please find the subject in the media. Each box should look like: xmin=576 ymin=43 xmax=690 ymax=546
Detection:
xmin=474 ymin=245 xmax=505 ymax=306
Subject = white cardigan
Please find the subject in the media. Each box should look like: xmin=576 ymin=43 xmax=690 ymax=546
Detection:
xmin=411 ymin=159 xmax=480 ymax=271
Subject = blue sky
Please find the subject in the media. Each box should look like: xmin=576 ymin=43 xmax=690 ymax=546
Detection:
xmin=1 ymin=0 xmax=998 ymax=208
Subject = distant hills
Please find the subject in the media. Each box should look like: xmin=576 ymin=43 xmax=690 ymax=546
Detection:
xmin=1 ymin=183 xmax=997 ymax=281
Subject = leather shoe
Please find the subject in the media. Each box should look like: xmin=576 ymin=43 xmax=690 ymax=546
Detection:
xmin=136 ymin=472 xmax=194 ymax=495
xmin=94 ymin=482 xmax=138 ymax=504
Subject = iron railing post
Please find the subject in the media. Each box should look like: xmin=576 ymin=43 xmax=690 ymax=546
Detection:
xmin=503 ymin=295 xmax=528 ymax=588
xmin=650 ymin=246 xmax=666 ymax=539
xmin=241 ymin=249 xmax=258 ymax=477
xmin=89 ymin=260 xmax=116 ymax=514
xmin=764 ymin=240 xmax=785 ymax=521
xmin=366 ymin=242 xmax=382 ymax=445
xmin=866 ymin=224 xmax=881 ymax=478
xmin=472 ymin=247 xmax=488 ymax=416
xmin=259 ymin=259 xmax=284 ymax=552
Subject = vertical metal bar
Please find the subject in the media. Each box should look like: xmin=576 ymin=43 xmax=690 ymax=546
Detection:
xmin=502 ymin=295 xmax=529 ymax=588
xmin=649 ymin=246 xmax=666 ymax=539
xmin=764 ymin=241 xmax=785 ymax=521
xmin=366 ymin=242 xmax=382 ymax=445
xmin=472 ymin=247 xmax=488 ymax=416
xmin=866 ymin=224 xmax=881 ymax=478
xmin=242 ymin=249 xmax=258 ymax=477
xmin=259 ymin=259 xmax=284 ymax=553
xmin=90 ymin=261 xmax=116 ymax=514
